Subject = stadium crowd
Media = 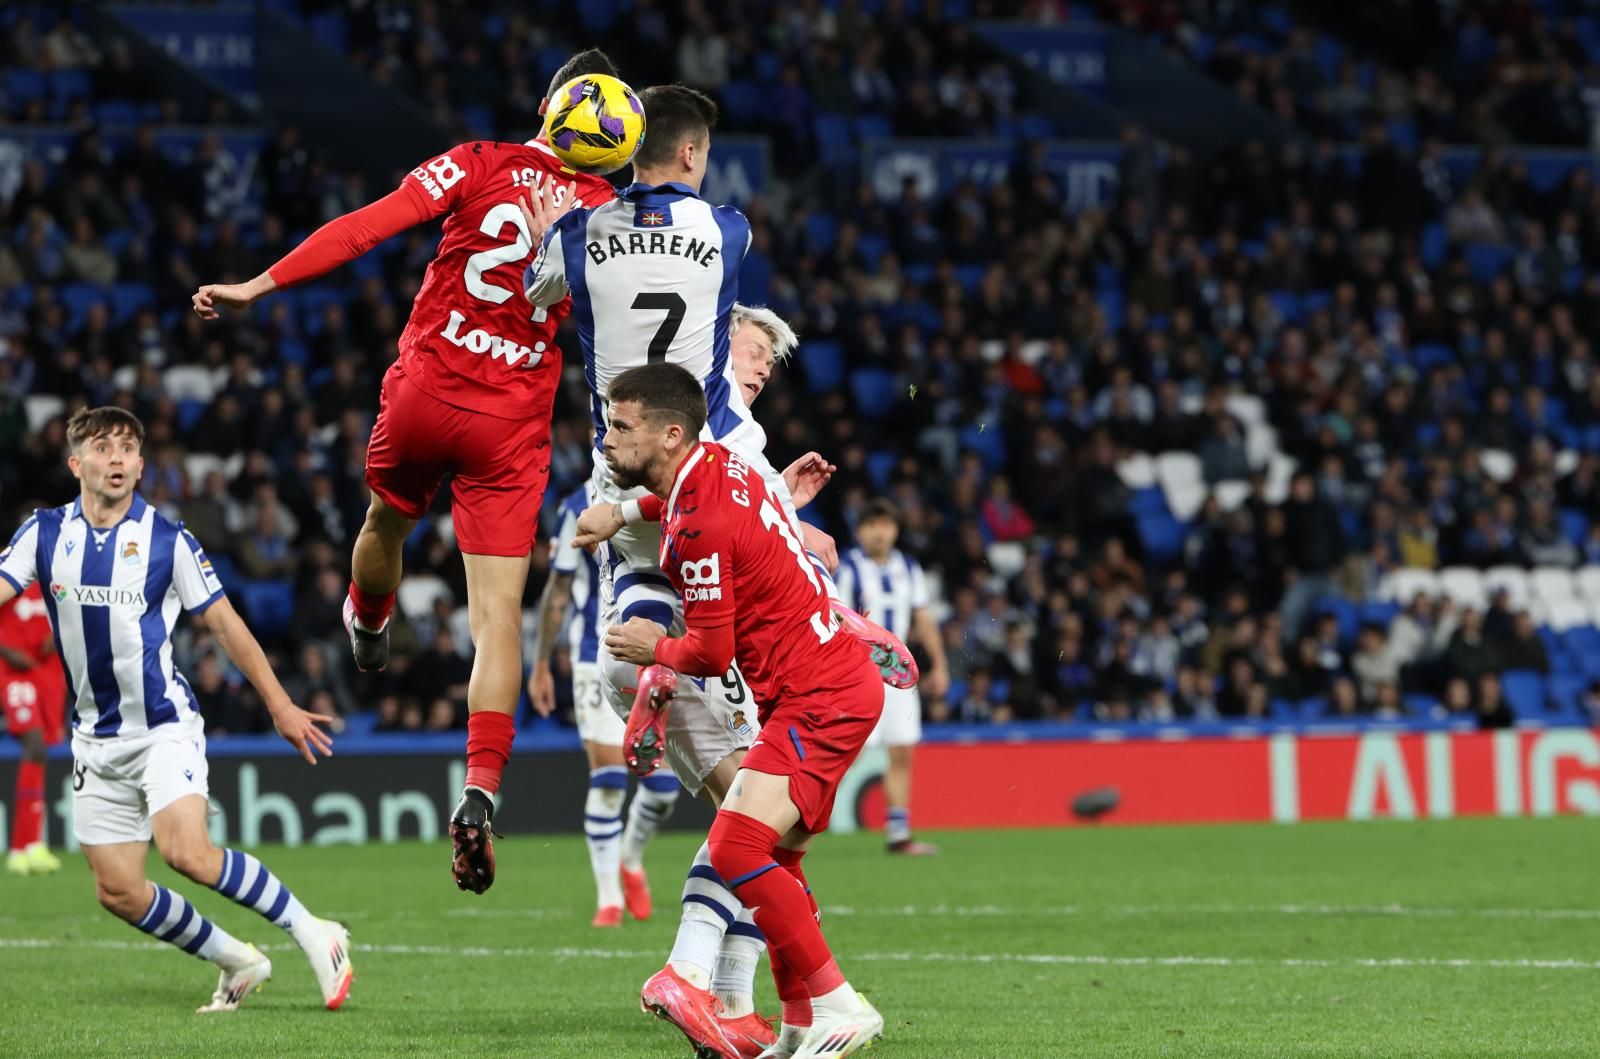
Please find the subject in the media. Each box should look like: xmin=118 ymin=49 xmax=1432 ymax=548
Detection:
xmin=8 ymin=1 xmax=1600 ymax=737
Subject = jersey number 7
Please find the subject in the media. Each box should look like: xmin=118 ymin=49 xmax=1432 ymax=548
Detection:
xmin=631 ymin=292 xmax=686 ymax=364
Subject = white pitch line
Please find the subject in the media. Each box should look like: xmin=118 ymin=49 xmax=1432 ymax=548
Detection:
xmin=1 ymin=937 xmax=1597 ymax=972
xmin=809 ymin=903 xmax=1600 ymax=921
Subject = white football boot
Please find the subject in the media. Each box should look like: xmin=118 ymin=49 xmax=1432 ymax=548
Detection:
xmin=790 ymin=993 xmax=884 ymax=1058
xmin=298 ymin=916 xmax=354 ymax=1010
xmin=196 ymin=945 xmax=272 ymax=1013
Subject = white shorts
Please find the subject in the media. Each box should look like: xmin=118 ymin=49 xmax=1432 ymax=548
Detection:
xmin=598 ymin=641 xmax=758 ymax=797
xmin=573 ymin=661 xmax=625 ymax=745
xmin=866 ymin=685 xmax=922 ymax=749
xmin=71 ymin=715 xmax=210 ymax=846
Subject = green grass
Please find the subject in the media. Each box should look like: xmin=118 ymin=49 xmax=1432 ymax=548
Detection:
xmin=2 ymin=819 xmax=1598 ymax=1057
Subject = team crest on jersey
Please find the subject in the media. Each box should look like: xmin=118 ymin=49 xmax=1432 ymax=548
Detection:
xmin=50 ymin=583 xmax=67 ymax=602
xmin=121 ymin=540 xmax=142 ymax=567
xmin=634 ymin=203 xmax=673 ymax=228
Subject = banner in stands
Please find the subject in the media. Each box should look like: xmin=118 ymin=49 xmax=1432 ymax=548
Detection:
xmin=113 ymin=5 xmax=258 ymax=104
xmin=974 ymin=24 xmax=1110 ymax=100
xmin=864 ymin=140 xmax=1120 ymax=209
xmin=829 ymin=727 xmax=1600 ymax=831
xmin=3 ymin=728 xmax=1593 ymax=847
xmin=0 ymin=750 xmax=714 ymax=853
xmin=701 ymin=135 xmax=769 ymax=207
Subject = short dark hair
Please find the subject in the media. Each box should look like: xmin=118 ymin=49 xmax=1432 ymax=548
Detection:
xmin=545 ymin=48 xmax=619 ymax=102
xmin=859 ymin=498 xmax=900 ymax=527
xmin=608 ymin=363 xmax=707 ymax=439
xmin=632 ymin=85 xmax=718 ymax=170
xmin=66 ymin=407 xmax=144 ymax=452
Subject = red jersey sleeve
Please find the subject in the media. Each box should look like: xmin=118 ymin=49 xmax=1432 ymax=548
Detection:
xmin=398 ymin=141 xmax=495 ymax=216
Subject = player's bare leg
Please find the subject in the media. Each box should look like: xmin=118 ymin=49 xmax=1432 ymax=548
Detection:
xmin=6 ymin=727 xmax=58 ymax=875
xmin=711 ymin=772 xmax=882 ymax=1058
xmin=83 ymin=839 xmax=272 ymax=1013
xmin=152 ymin=795 xmax=352 ymax=1008
xmin=345 ymin=496 xmax=415 ymax=672
xmin=452 ymin=552 xmax=531 ymax=894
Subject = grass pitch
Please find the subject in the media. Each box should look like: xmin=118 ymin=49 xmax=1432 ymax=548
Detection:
xmin=1 ymin=819 xmax=1596 ymax=1057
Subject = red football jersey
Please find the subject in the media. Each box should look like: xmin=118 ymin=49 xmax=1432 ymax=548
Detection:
xmin=661 ymin=443 xmax=876 ymax=717
xmin=396 ymin=140 xmax=616 ymax=420
xmin=0 ymin=583 xmax=63 ymax=691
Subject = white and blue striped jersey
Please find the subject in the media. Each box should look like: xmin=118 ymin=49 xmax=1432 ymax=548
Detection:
xmin=835 ymin=547 xmax=930 ymax=639
xmin=523 ymin=181 xmax=756 ymax=452
xmin=0 ymin=495 xmax=225 ymax=739
xmin=550 ymin=483 xmax=600 ymax=664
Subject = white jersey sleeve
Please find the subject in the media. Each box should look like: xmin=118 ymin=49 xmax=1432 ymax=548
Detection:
xmin=524 ymin=209 xmax=581 ymax=309
xmin=173 ymin=529 xmax=226 ymax=612
xmin=551 ymin=496 xmax=582 ymax=576
xmin=0 ymin=514 xmax=39 ymax=594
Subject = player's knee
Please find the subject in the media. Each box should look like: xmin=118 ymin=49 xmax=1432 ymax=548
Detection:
xmin=161 ymin=841 xmax=216 ymax=883
xmin=707 ymin=811 xmax=770 ymax=882
xmin=95 ymin=878 xmax=146 ymax=920
xmin=362 ymin=495 xmax=415 ymax=542
xmin=585 ymin=783 xmax=626 ymax=818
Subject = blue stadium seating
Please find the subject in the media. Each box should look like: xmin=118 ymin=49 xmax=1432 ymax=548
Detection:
xmin=800 ymin=340 xmax=844 ymax=393
xmin=1136 ymin=509 xmax=1184 ymax=560
xmin=1501 ymin=669 xmax=1545 ymax=718
xmin=850 ymin=369 xmax=898 ymax=419
xmin=236 ymin=579 xmax=295 ymax=638
xmin=866 ymin=451 xmax=897 ymax=490
xmin=1465 ymin=242 xmax=1514 ymax=282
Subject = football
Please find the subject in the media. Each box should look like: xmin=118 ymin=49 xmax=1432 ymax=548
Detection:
xmin=542 ymin=73 xmax=645 ymax=174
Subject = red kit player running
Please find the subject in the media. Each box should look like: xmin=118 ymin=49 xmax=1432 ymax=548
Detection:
xmin=586 ymin=364 xmax=887 ymax=1059
xmin=192 ymin=50 xmax=623 ymax=893
xmin=2 ymin=582 xmax=66 ymax=875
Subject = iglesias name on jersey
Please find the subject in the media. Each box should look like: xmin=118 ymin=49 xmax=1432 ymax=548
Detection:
xmin=398 ymin=139 xmax=616 ymax=420
xmin=522 ymin=181 xmax=755 ymax=450
xmin=550 ymin=483 xmax=601 ymax=664
xmin=0 ymin=496 xmax=226 ymax=739
xmin=661 ymin=444 xmax=875 ymax=717
xmin=835 ymin=548 xmax=930 ymax=638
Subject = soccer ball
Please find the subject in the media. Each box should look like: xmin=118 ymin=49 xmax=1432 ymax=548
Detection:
xmin=543 ymin=73 xmax=645 ymax=174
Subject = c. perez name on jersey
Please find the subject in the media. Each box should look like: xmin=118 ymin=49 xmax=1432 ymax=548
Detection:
xmin=585 ymin=230 xmax=722 ymax=269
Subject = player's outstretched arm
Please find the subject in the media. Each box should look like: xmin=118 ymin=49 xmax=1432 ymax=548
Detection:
xmin=201 ymin=597 xmax=335 ymax=764
xmin=782 ymin=452 xmax=836 ymax=510
xmin=193 ymin=184 xmax=436 ymax=319
xmin=527 ymin=570 xmax=574 ymax=716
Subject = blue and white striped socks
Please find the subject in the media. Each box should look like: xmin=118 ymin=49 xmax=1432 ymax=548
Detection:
xmin=621 ymin=771 xmax=680 ymax=872
xmin=713 ymin=907 xmax=767 ymax=1017
xmin=586 ymin=766 xmax=628 ymax=908
xmin=213 ymin=848 xmax=313 ymax=945
xmin=669 ymin=840 xmax=739 ymax=989
xmin=134 ymin=883 xmax=244 ymax=965
xmin=886 ymin=807 xmax=912 ymax=845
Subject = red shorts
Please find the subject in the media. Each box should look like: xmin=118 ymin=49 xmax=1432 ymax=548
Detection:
xmin=4 ymin=676 xmax=65 ymax=745
xmin=366 ymin=363 xmax=551 ymax=557
xmin=742 ymin=660 xmax=886 ymax=833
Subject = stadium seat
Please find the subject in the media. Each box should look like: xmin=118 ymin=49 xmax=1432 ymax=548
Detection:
xmin=850 ymin=369 xmax=897 ymax=419
xmin=1533 ymin=566 xmax=1579 ymax=602
xmin=1546 ymin=673 xmax=1589 ymax=721
xmin=718 ymin=80 xmax=762 ymax=126
xmin=804 ymin=213 xmax=837 ymax=256
xmin=986 ymin=542 xmax=1027 ymax=579
xmin=856 ymin=233 xmax=889 ymax=270
xmin=59 ymin=282 xmax=107 ymax=327
xmin=1155 ymin=452 xmax=1206 ymax=520
xmin=24 ymin=394 xmax=65 ymax=434
xmin=309 ymin=12 xmax=349 ymax=51
xmin=1437 ymin=566 xmax=1488 ymax=609
xmin=1483 ymin=566 xmax=1530 ymax=609
xmin=1136 ymin=509 xmax=1185 ymax=561
xmin=1500 ymin=669 xmax=1545 ymax=718
xmin=1127 ymin=486 xmax=1167 ymax=517
xmin=236 ymin=579 xmax=295 ymax=638
xmin=397 ymin=574 xmax=452 ymax=620
xmin=1213 ymin=480 xmax=1252 ymax=512
xmin=1479 ymin=449 xmax=1515 ymax=482
xmin=49 ymin=68 xmax=92 ymax=102
xmin=813 ymin=115 xmax=855 ymax=164
xmin=1464 ymin=242 xmax=1513 ymax=282
xmin=1543 ymin=596 xmax=1588 ymax=632
xmin=1560 ymin=508 xmax=1589 ymax=547
xmin=1244 ymin=422 xmax=1278 ymax=468
xmin=176 ymin=398 xmax=208 ymax=434
xmin=1359 ymin=600 xmax=1401 ymax=629
xmin=1413 ymin=343 xmax=1456 ymax=372
xmin=1419 ymin=222 xmax=1448 ymax=269
xmin=183 ymin=453 xmax=226 ymax=492
xmin=1377 ymin=567 xmax=1439 ymax=603
xmin=1116 ymin=453 xmax=1157 ymax=489
xmin=1264 ymin=452 xmax=1297 ymax=504
xmin=959 ymin=423 xmax=1007 ymax=471
xmin=94 ymin=101 xmax=140 ymax=127
xmin=1225 ymin=393 xmax=1266 ymax=427
xmin=4 ymin=69 xmax=45 ymax=103
xmin=800 ymin=340 xmax=844 ymax=393
xmin=1317 ymin=597 xmax=1359 ymax=647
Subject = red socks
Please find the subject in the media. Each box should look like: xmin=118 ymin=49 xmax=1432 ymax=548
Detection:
xmin=464 ymin=711 xmax=516 ymax=795
xmin=707 ymin=810 xmax=838 ymax=990
xmin=11 ymin=760 xmax=43 ymax=851
xmin=348 ymin=582 xmax=395 ymax=631
xmin=774 ymin=951 xmax=812 ymax=1027
xmin=774 ymin=846 xmax=820 ymax=923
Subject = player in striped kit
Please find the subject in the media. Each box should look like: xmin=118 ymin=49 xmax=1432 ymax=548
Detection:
xmin=0 ymin=408 xmax=353 ymax=1013
xmin=528 ymin=482 xmax=680 ymax=926
xmin=836 ymin=500 xmax=950 ymax=855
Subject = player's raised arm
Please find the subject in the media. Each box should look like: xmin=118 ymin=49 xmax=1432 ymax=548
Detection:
xmin=193 ymin=144 xmax=482 ymax=319
xmin=0 ymin=513 xmax=41 ymax=609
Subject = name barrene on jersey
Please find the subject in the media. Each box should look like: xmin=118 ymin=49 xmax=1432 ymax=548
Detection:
xmin=585 ymin=230 xmax=723 ymax=269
